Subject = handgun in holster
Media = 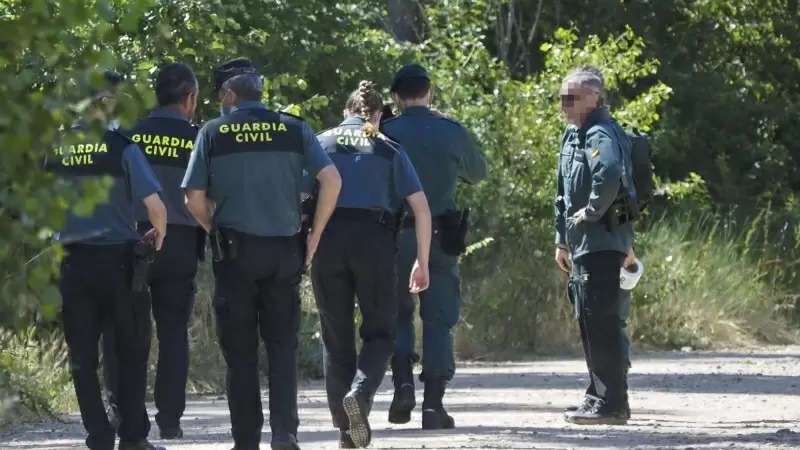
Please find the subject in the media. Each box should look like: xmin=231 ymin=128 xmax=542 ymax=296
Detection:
xmin=132 ymin=242 xmax=157 ymax=292
xmin=606 ymin=196 xmax=640 ymax=228
xmin=209 ymin=228 xmax=237 ymax=262
xmin=299 ymin=193 xmax=318 ymax=273
xmin=439 ymin=207 xmax=471 ymax=256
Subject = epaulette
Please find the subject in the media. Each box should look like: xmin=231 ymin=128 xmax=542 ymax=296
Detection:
xmin=431 ymin=113 xmax=463 ymax=128
xmin=315 ymin=125 xmax=337 ymax=137
xmin=111 ymin=128 xmax=134 ymax=144
xmin=380 ymin=131 xmax=402 ymax=146
xmin=381 ymin=116 xmax=400 ymax=126
xmin=279 ymin=110 xmax=305 ymax=122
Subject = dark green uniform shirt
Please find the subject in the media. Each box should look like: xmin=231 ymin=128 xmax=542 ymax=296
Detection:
xmin=380 ymin=106 xmax=486 ymax=216
xmin=554 ymin=107 xmax=634 ymax=259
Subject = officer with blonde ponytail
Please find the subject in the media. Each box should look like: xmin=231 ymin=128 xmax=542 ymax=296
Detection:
xmin=304 ymin=80 xmax=432 ymax=449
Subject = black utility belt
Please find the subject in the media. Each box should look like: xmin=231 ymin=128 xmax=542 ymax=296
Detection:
xmin=402 ymin=209 xmax=472 ymax=257
xmin=330 ymin=207 xmax=396 ymax=229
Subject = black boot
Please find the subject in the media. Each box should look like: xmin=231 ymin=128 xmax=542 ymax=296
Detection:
xmin=421 ymin=379 xmax=455 ymax=430
xmin=564 ymin=395 xmax=596 ymax=413
xmin=118 ymin=440 xmax=159 ymax=450
xmin=388 ymin=356 xmax=416 ymax=424
xmin=338 ymin=429 xmax=356 ymax=449
xmin=343 ymin=390 xmax=371 ymax=448
xmin=271 ymin=429 xmax=301 ymax=450
xmin=564 ymin=398 xmax=627 ymax=425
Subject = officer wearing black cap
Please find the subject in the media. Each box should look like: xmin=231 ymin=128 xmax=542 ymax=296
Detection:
xmin=182 ymin=58 xmax=341 ymax=450
xmin=303 ymin=80 xmax=432 ymax=449
xmin=381 ymin=63 xmax=487 ymax=430
xmin=102 ymin=62 xmax=204 ymax=440
xmin=45 ymin=70 xmax=167 ymax=450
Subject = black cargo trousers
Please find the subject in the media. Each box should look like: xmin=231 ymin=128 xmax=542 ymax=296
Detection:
xmin=568 ymin=250 xmax=627 ymax=409
xmin=310 ymin=215 xmax=397 ymax=429
xmin=103 ymin=224 xmax=200 ymax=433
xmin=60 ymin=243 xmax=152 ymax=450
xmin=211 ymin=229 xmax=304 ymax=449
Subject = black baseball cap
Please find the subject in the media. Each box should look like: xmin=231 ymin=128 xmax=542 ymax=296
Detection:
xmin=89 ymin=70 xmax=123 ymax=97
xmin=213 ymin=58 xmax=258 ymax=92
xmin=390 ymin=63 xmax=430 ymax=93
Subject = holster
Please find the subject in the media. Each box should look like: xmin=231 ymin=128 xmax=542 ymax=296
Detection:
xmin=209 ymin=228 xmax=238 ymax=262
xmin=195 ymin=227 xmax=207 ymax=262
xmin=604 ymin=196 xmax=640 ymax=229
xmin=438 ymin=207 xmax=471 ymax=256
xmin=132 ymin=242 xmax=156 ymax=292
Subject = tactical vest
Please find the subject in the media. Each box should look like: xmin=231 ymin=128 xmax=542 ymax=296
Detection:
xmin=317 ymin=123 xmax=397 ymax=163
xmin=130 ymin=117 xmax=198 ymax=169
xmin=44 ymin=127 xmax=129 ymax=178
xmin=206 ymin=108 xmax=305 ymax=158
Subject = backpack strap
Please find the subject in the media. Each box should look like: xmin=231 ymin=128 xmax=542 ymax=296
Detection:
xmin=590 ymin=121 xmax=632 ymax=194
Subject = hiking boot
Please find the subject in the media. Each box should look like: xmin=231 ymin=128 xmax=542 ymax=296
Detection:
xmin=159 ymin=426 xmax=183 ymax=440
xmin=564 ymin=395 xmax=596 ymax=413
xmin=421 ymin=379 xmax=455 ymax=430
xmin=118 ymin=440 xmax=164 ymax=450
xmin=338 ymin=429 xmax=356 ymax=449
xmin=270 ymin=429 xmax=301 ymax=450
xmin=343 ymin=391 xmax=371 ymax=448
xmin=564 ymin=399 xmax=628 ymax=425
xmin=388 ymin=356 xmax=416 ymax=424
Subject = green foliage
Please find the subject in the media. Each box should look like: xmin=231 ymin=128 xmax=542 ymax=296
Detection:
xmin=2 ymin=0 xmax=800 ymax=427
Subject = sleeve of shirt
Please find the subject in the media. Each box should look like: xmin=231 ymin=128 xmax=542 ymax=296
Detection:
xmin=181 ymin=128 xmax=209 ymax=190
xmin=122 ymin=144 xmax=162 ymax=201
xmin=554 ymin=127 xmax=569 ymax=246
xmin=392 ymin=149 xmax=423 ymax=200
xmin=303 ymin=123 xmax=333 ymax=177
xmin=301 ymin=170 xmax=317 ymax=195
xmin=458 ymin=127 xmax=487 ymax=185
xmin=583 ymin=128 xmax=622 ymax=222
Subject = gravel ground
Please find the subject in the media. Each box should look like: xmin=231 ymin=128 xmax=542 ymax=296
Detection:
xmin=2 ymin=346 xmax=799 ymax=449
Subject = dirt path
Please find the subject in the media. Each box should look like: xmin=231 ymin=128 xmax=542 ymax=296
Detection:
xmin=2 ymin=346 xmax=799 ymax=449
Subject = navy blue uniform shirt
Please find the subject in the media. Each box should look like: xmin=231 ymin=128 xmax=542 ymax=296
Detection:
xmin=380 ymin=106 xmax=486 ymax=216
xmin=131 ymin=108 xmax=198 ymax=226
xmin=49 ymin=122 xmax=163 ymax=245
xmin=181 ymin=101 xmax=333 ymax=236
xmin=304 ymin=116 xmax=422 ymax=212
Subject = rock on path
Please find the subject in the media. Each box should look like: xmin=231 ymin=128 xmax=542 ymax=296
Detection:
xmin=2 ymin=347 xmax=799 ymax=449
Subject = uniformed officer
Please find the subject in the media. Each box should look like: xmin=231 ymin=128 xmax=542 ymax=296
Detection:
xmin=102 ymin=62 xmax=203 ymax=440
xmin=554 ymin=66 xmax=635 ymax=425
xmin=381 ymin=64 xmax=487 ymax=430
xmin=181 ymin=58 xmax=341 ymax=450
xmin=45 ymin=70 xmax=167 ymax=450
xmin=306 ymin=80 xmax=432 ymax=449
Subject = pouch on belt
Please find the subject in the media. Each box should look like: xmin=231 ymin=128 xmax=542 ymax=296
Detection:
xmin=439 ymin=207 xmax=471 ymax=256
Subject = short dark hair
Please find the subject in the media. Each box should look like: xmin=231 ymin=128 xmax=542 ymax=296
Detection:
xmin=393 ymin=77 xmax=431 ymax=100
xmin=89 ymin=70 xmax=123 ymax=97
xmin=155 ymin=63 xmax=198 ymax=106
xmin=222 ymin=73 xmax=263 ymax=102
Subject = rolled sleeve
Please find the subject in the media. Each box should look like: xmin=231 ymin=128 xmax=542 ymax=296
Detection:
xmin=584 ymin=130 xmax=622 ymax=222
xmin=304 ymin=123 xmax=333 ymax=176
xmin=122 ymin=144 xmax=162 ymax=201
xmin=181 ymin=128 xmax=209 ymax=190
xmin=392 ymin=150 xmax=423 ymax=199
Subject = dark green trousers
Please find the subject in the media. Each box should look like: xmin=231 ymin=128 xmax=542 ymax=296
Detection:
xmin=393 ymin=230 xmax=461 ymax=382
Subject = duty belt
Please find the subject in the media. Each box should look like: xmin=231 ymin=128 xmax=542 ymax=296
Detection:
xmin=331 ymin=207 xmax=395 ymax=229
xmin=402 ymin=215 xmax=441 ymax=230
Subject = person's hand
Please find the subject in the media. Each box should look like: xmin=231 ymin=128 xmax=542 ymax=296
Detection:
xmin=624 ymin=247 xmax=635 ymax=269
xmin=142 ymin=228 xmax=165 ymax=251
xmin=555 ymin=245 xmax=571 ymax=273
xmin=429 ymin=108 xmax=448 ymax=118
xmin=305 ymin=229 xmax=322 ymax=266
xmin=409 ymin=259 xmax=430 ymax=293
xmin=572 ymin=207 xmax=587 ymax=224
